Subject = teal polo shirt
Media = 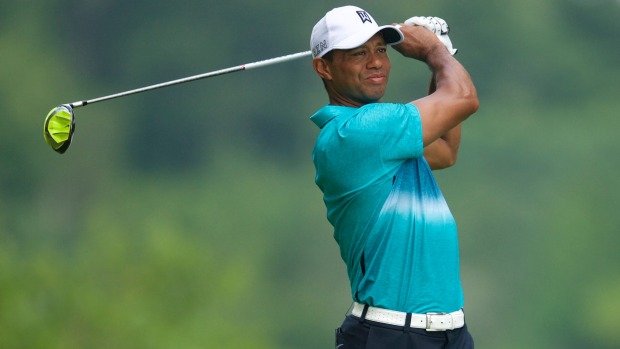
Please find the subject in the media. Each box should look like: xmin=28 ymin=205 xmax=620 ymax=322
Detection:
xmin=310 ymin=103 xmax=464 ymax=314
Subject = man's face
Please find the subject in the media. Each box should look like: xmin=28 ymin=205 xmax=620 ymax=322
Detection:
xmin=322 ymin=33 xmax=391 ymax=107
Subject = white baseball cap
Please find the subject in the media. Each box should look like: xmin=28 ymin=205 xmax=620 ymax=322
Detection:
xmin=310 ymin=6 xmax=404 ymax=58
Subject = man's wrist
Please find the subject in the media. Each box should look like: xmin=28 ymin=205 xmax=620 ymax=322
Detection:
xmin=424 ymin=43 xmax=452 ymax=64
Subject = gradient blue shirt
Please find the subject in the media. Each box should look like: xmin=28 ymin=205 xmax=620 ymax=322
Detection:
xmin=310 ymin=103 xmax=463 ymax=313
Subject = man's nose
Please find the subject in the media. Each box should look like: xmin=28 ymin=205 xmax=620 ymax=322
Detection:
xmin=367 ymin=52 xmax=383 ymax=69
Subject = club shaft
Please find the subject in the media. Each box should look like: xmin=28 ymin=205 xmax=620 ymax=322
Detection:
xmin=69 ymin=50 xmax=312 ymax=108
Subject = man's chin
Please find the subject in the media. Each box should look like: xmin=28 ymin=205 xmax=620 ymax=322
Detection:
xmin=362 ymin=92 xmax=386 ymax=104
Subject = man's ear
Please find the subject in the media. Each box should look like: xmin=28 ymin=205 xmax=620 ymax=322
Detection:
xmin=313 ymin=58 xmax=332 ymax=81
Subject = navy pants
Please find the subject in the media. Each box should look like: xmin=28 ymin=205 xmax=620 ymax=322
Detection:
xmin=335 ymin=315 xmax=474 ymax=349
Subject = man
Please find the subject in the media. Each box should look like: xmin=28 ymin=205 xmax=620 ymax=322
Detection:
xmin=309 ymin=6 xmax=479 ymax=349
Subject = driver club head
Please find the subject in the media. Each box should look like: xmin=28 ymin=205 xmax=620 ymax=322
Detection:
xmin=43 ymin=104 xmax=75 ymax=154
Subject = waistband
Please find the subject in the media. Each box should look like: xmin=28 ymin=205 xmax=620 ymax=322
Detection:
xmin=351 ymin=302 xmax=465 ymax=331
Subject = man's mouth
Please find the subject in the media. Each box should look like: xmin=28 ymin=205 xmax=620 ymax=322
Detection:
xmin=366 ymin=74 xmax=386 ymax=84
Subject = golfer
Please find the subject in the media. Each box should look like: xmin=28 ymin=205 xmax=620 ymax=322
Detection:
xmin=309 ymin=6 xmax=479 ymax=349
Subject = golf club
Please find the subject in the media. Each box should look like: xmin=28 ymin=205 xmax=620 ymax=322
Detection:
xmin=43 ymin=50 xmax=312 ymax=154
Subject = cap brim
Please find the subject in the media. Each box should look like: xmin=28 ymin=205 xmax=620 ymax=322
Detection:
xmin=379 ymin=25 xmax=404 ymax=45
xmin=332 ymin=25 xmax=403 ymax=52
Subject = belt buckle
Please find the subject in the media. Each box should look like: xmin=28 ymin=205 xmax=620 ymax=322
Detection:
xmin=425 ymin=312 xmax=447 ymax=331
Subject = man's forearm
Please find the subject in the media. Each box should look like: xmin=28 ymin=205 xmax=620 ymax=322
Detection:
xmin=426 ymin=46 xmax=478 ymax=121
xmin=428 ymin=73 xmax=462 ymax=145
xmin=428 ymin=73 xmax=437 ymax=95
xmin=424 ymin=74 xmax=463 ymax=169
xmin=440 ymin=124 xmax=462 ymax=154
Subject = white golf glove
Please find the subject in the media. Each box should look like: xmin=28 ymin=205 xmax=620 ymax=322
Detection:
xmin=404 ymin=16 xmax=458 ymax=55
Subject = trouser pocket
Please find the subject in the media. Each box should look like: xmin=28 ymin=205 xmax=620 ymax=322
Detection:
xmin=335 ymin=316 xmax=370 ymax=349
xmin=335 ymin=327 xmax=345 ymax=348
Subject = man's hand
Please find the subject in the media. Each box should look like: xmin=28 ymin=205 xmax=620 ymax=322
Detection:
xmin=392 ymin=24 xmax=446 ymax=62
xmin=404 ymin=16 xmax=458 ymax=55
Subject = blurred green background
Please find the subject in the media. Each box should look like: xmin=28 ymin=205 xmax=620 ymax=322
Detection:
xmin=1 ymin=0 xmax=619 ymax=348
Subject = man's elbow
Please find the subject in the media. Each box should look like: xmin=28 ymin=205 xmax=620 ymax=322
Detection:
xmin=464 ymin=87 xmax=480 ymax=117
xmin=428 ymin=153 xmax=459 ymax=170
xmin=440 ymin=153 xmax=458 ymax=169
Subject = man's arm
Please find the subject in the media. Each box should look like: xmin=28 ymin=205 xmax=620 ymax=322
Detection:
xmin=423 ymin=74 xmax=462 ymax=170
xmin=392 ymin=24 xmax=478 ymax=157
xmin=424 ymin=125 xmax=461 ymax=169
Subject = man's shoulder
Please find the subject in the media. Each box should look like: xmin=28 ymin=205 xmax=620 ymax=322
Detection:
xmin=311 ymin=103 xmax=419 ymax=130
xmin=359 ymin=102 xmax=418 ymax=115
xmin=354 ymin=103 xmax=420 ymax=127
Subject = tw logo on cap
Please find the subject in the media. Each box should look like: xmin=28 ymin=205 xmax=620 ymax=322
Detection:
xmin=356 ymin=11 xmax=373 ymax=24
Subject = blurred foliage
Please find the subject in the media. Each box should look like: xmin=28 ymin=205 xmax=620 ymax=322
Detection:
xmin=1 ymin=0 xmax=619 ymax=348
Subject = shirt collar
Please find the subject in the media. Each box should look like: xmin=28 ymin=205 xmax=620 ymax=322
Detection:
xmin=310 ymin=105 xmax=357 ymax=129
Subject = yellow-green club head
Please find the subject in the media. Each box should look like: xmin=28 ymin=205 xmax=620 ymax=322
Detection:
xmin=43 ymin=104 xmax=75 ymax=154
